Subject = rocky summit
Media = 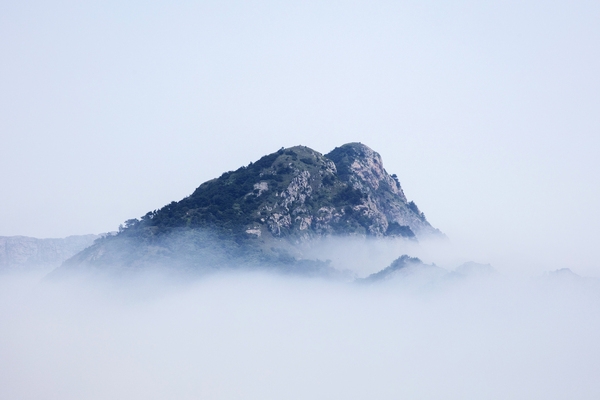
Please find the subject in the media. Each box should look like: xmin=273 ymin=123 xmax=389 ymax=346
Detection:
xmin=58 ymin=143 xmax=442 ymax=274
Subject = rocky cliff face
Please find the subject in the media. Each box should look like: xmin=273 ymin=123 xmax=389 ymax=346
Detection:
xmin=251 ymin=143 xmax=439 ymax=239
xmin=0 ymin=234 xmax=99 ymax=271
xmin=144 ymin=142 xmax=439 ymax=240
xmin=59 ymin=143 xmax=442 ymax=272
xmin=325 ymin=143 xmax=438 ymax=237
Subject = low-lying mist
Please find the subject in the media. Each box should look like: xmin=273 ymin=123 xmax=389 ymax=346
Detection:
xmin=1 ymin=239 xmax=599 ymax=400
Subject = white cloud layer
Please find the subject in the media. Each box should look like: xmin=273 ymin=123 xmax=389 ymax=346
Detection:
xmin=1 ymin=263 xmax=598 ymax=400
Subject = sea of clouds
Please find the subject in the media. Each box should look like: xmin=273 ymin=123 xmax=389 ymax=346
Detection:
xmin=1 ymin=239 xmax=599 ymax=400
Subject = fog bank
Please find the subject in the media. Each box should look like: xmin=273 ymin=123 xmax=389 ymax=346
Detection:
xmin=1 ymin=267 xmax=599 ymax=400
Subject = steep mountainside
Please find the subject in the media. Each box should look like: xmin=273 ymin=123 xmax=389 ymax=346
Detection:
xmin=59 ymin=143 xmax=442 ymax=273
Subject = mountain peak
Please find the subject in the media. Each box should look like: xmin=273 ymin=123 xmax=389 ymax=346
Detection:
xmin=59 ymin=143 xmax=443 ymax=272
xmin=326 ymin=142 xmax=406 ymax=200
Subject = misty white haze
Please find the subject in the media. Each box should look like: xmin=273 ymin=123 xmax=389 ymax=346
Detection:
xmin=1 ymin=256 xmax=600 ymax=400
xmin=1 ymin=0 xmax=600 ymax=399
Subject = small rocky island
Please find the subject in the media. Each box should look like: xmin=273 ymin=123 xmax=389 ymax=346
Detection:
xmin=56 ymin=143 xmax=443 ymax=276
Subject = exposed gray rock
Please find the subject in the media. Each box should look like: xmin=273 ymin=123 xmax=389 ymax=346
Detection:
xmin=326 ymin=143 xmax=440 ymax=237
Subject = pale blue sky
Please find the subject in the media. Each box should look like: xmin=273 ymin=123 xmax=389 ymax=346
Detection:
xmin=1 ymin=1 xmax=599 ymax=274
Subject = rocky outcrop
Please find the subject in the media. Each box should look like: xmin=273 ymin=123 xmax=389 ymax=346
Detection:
xmin=326 ymin=143 xmax=438 ymax=237
xmin=0 ymin=234 xmax=99 ymax=271
xmin=245 ymin=143 xmax=442 ymax=240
